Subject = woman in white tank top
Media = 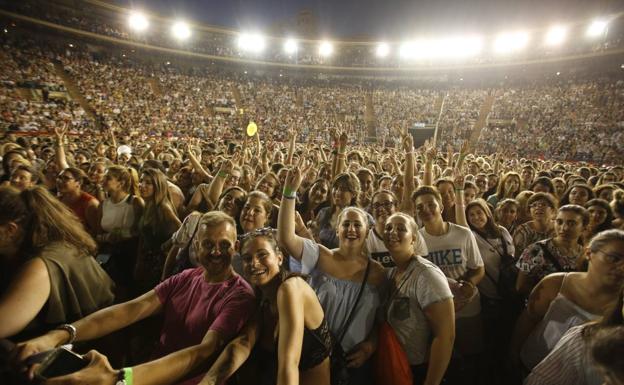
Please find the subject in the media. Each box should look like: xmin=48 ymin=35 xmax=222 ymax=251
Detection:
xmin=510 ymin=229 xmax=624 ymax=373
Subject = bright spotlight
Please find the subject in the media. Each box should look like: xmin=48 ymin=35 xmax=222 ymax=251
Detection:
xmin=238 ymin=33 xmax=266 ymax=53
xmin=376 ymin=43 xmax=390 ymax=58
xmin=128 ymin=11 xmax=148 ymax=32
xmin=587 ymin=20 xmax=608 ymax=37
xmin=319 ymin=41 xmax=333 ymax=57
xmin=171 ymin=21 xmax=191 ymax=40
xmin=494 ymin=31 xmax=529 ymax=53
xmin=284 ymin=39 xmax=298 ymax=54
xmin=399 ymin=41 xmax=417 ymax=59
xmin=545 ymin=25 xmax=567 ymax=46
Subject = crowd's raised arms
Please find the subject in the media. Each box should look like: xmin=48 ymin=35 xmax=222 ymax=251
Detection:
xmin=1 ymin=16 xmax=624 ymax=385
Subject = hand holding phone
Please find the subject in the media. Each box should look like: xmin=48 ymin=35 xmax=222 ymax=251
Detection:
xmin=35 ymin=347 xmax=88 ymax=380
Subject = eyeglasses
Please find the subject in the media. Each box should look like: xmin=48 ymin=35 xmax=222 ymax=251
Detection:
xmin=372 ymin=201 xmax=395 ymax=211
xmin=530 ymin=202 xmax=551 ymax=209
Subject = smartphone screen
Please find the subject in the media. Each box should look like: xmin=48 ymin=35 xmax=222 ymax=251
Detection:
xmin=36 ymin=347 xmax=87 ymax=380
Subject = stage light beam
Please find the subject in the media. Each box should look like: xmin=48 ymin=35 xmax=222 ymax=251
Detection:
xmin=171 ymin=21 xmax=191 ymax=40
xmin=545 ymin=25 xmax=567 ymax=46
xmin=128 ymin=11 xmax=149 ymax=32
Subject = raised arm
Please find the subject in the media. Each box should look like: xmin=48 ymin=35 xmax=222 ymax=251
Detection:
xmin=54 ymin=122 xmax=69 ymax=171
xmin=423 ymin=142 xmax=436 ymax=187
xmin=187 ymin=144 xmax=211 ymax=181
xmin=401 ymin=134 xmax=416 ymax=213
xmin=205 ymin=160 xmax=234 ymax=209
xmin=453 ymin=169 xmax=468 ymax=228
xmin=286 ymin=128 xmax=297 ymax=166
xmin=278 ymin=165 xmax=307 ymax=260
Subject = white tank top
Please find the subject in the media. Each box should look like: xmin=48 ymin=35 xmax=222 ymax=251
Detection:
xmin=100 ymin=195 xmax=136 ymax=238
xmin=520 ymin=274 xmax=601 ymax=370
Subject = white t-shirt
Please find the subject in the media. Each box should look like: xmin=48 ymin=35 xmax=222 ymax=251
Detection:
xmin=386 ymin=257 xmax=453 ymax=365
xmin=419 ymin=222 xmax=484 ymax=317
xmin=365 ymin=228 xmax=428 ymax=269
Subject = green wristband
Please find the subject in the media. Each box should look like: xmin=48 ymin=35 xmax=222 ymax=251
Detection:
xmin=217 ymin=171 xmax=228 ymax=178
xmin=283 ymin=187 xmax=296 ymax=198
xmin=124 ymin=367 xmax=133 ymax=385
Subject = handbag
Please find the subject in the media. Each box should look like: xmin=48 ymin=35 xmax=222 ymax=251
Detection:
xmin=373 ymin=263 xmax=414 ymax=385
xmin=480 ymin=234 xmax=518 ymax=299
xmin=330 ymin=258 xmax=371 ymax=385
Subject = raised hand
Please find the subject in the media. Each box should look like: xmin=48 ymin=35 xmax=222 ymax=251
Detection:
xmin=425 ymin=143 xmax=437 ymax=162
xmin=54 ymin=122 xmax=68 ymax=141
xmin=284 ymin=165 xmax=303 ymax=192
xmin=402 ymin=133 xmax=414 ymax=153
xmin=453 ymin=168 xmax=465 ymax=189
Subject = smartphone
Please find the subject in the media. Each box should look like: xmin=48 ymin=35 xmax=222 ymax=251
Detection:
xmin=34 ymin=347 xmax=87 ymax=380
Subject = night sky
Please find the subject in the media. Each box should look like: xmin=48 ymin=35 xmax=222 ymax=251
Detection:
xmin=115 ymin=0 xmax=618 ymax=39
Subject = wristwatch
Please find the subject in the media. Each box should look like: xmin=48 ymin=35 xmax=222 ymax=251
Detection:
xmin=55 ymin=324 xmax=77 ymax=344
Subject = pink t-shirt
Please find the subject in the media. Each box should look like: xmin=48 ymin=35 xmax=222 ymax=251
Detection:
xmin=154 ymin=267 xmax=256 ymax=384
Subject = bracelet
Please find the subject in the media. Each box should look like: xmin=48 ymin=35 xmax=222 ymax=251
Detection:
xmin=454 ymin=188 xmax=464 ymax=192
xmin=283 ymin=193 xmax=297 ymax=200
xmin=217 ymin=171 xmax=228 ymax=178
xmin=56 ymin=324 xmax=77 ymax=344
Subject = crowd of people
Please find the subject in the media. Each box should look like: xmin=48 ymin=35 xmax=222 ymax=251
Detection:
xmin=0 ymin=13 xmax=623 ymax=385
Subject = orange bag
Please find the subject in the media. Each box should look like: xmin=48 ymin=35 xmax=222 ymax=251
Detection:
xmin=373 ymin=321 xmax=413 ymax=385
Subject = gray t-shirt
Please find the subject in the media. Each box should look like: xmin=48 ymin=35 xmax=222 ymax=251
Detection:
xmin=386 ymin=257 xmax=453 ymax=365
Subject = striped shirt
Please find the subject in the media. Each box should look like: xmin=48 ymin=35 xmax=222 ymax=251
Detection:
xmin=525 ymin=324 xmax=602 ymax=385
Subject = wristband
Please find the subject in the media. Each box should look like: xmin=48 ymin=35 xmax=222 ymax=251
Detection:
xmin=217 ymin=171 xmax=228 ymax=178
xmin=283 ymin=187 xmax=295 ymax=198
xmin=454 ymin=188 xmax=464 ymax=191
xmin=116 ymin=367 xmax=133 ymax=385
xmin=283 ymin=193 xmax=297 ymax=200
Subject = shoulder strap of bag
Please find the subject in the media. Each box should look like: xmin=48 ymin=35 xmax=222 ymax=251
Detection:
xmin=537 ymin=241 xmax=563 ymax=272
xmin=337 ymin=258 xmax=372 ymax=344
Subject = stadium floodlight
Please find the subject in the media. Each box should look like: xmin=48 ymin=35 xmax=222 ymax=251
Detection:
xmin=494 ymin=31 xmax=529 ymax=53
xmin=545 ymin=25 xmax=567 ymax=46
xmin=587 ymin=20 xmax=608 ymax=37
xmin=128 ymin=11 xmax=149 ymax=32
xmin=437 ymin=36 xmax=483 ymax=58
xmin=284 ymin=38 xmax=298 ymax=54
xmin=238 ymin=33 xmax=266 ymax=53
xmin=399 ymin=41 xmax=417 ymax=59
xmin=376 ymin=42 xmax=390 ymax=58
xmin=319 ymin=41 xmax=333 ymax=57
xmin=171 ymin=21 xmax=191 ymax=40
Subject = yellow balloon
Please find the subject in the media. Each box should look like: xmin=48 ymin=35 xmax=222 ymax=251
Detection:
xmin=246 ymin=121 xmax=258 ymax=137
